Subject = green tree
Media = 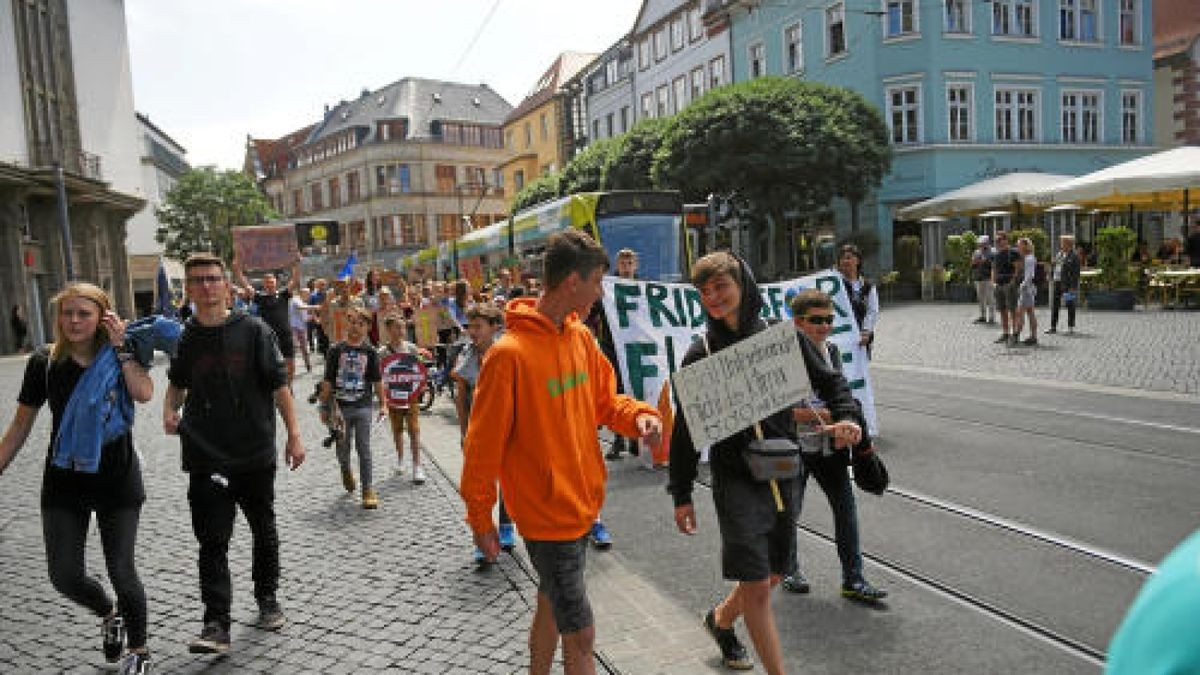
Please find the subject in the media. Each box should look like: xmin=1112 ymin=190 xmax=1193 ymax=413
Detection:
xmin=653 ymin=77 xmax=891 ymax=266
xmin=558 ymin=137 xmax=619 ymax=195
xmin=155 ymin=167 xmax=277 ymax=264
xmin=605 ymin=117 xmax=671 ymax=190
xmin=510 ymin=171 xmax=562 ymax=214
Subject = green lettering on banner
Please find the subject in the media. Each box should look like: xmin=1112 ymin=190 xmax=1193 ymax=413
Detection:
xmin=614 ymin=283 xmax=642 ymax=329
xmin=815 ymin=275 xmax=851 ymax=318
xmin=766 ymin=287 xmax=786 ymax=320
xmin=646 ymin=283 xmax=679 ymax=328
xmin=624 ymin=341 xmax=658 ymax=401
xmin=672 ymin=287 xmax=687 ymax=327
xmin=685 ymin=288 xmax=706 ymax=327
xmin=847 ymin=378 xmax=866 ymax=390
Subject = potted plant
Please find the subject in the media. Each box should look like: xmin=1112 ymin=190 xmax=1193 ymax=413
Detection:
xmin=943 ymin=231 xmax=978 ymax=302
xmin=1087 ymin=226 xmax=1138 ymax=310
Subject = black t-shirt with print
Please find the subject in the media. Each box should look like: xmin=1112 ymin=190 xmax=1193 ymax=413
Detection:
xmin=254 ymin=289 xmax=292 ymax=334
xmin=993 ymin=249 xmax=1021 ymax=285
xmin=17 ymin=348 xmax=144 ymax=510
xmin=324 ymin=342 xmax=381 ymax=408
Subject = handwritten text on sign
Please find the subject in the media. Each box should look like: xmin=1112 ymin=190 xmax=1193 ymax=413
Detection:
xmin=671 ymin=321 xmax=812 ymax=449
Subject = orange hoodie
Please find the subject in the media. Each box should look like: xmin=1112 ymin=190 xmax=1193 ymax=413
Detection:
xmin=460 ymin=297 xmax=659 ymax=540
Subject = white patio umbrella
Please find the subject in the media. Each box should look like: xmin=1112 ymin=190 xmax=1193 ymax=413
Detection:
xmin=897 ymin=172 xmax=1074 ymax=221
xmin=1021 ymin=146 xmax=1200 ymax=209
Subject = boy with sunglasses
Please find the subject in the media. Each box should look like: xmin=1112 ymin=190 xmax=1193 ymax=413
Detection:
xmin=781 ymin=290 xmax=885 ymax=603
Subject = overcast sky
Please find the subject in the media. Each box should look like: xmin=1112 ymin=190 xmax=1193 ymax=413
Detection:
xmin=125 ymin=0 xmax=643 ymax=170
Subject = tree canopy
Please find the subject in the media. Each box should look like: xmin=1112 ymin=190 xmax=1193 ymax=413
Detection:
xmin=558 ymin=137 xmax=619 ymax=195
xmin=509 ymin=171 xmax=562 ymax=215
xmin=155 ymin=167 xmax=277 ymax=264
xmin=605 ymin=117 xmax=671 ymax=191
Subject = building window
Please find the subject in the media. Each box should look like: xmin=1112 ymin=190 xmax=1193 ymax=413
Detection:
xmin=514 ymin=170 xmax=525 ymax=191
xmin=506 ymin=129 xmax=514 ymax=149
xmin=1121 ymin=90 xmax=1140 ymax=144
xmin=524 ymin=122 xmax=532 ymax=148
xmin=827 ymin=4 xmax=847 ymax=56
xmin=785 ymin=23 xmax=803 ymax=73
xmin=641 ymin=92 xmax=654 ymax=119
xmin=310 ymin=183 xmax=323 ymax=211
xmin=1059 ymin=0 xmax=1099 ymax=42
xmin=435 ymin=164 xmax=457 ymax=193
xmin=376 ymin=164 xmax=410 ymax=194
xmin=437 ymin=214 xmax=460 ymax=243
xmin=690 ymin=66 xmax=706 ymax=100
xmin=606 ymin=113 xmax=615 ymax=137
xmin=654 ymin=27 xmax=668 ymax=61
xmin=689 ymin=7 xmax=704 ymax=42
xmin=671 ymin=16 xmax=685 ymax=51
xmin=328 ymin=177 xmax=341 ymax=208
xmin=886 ymin=0 xmax=917 ymax=37
xmin=709 ymin=55 xmax=726 ymax=88
xmin=657 ymin=84 xmax=671 ymax=116
xmin=993 ymin=0 xmax=1035 ymax=37
xmin=346 ymin=171 xmax=360 ymax=201
xmin=606 ymin=59 xmax=619 ymax=86
xmin=593 ymin=119 xmax=601 ymax=140
xmin=945 ymin=0 xmax=970 ymax=33
xmin=1119 ymin=0 xmax=1138 ymax=45
xmin=995 ymin=88 xmax=1038 ymax=142
xmin=639 ymin=38 xmax=651 ymax=70
xmin=292 ymin=189 xmax=302 ymax=215
xmin=620 ymin=106 xmax=629 ymax=132
xmin=749 ymin=43 xmax=766 ymax=78
xmin=673 ymin=76 xmax=688 ymax=110
xmin=887 ymin=85 xmax=921 ymax=145
xmin=1060 ymin=91 xmax=1100 ymax=143
xmin=947 ymin=84 xmax=973 ymax=141
xmin=540 ymin=113 xmax=549 ymax=141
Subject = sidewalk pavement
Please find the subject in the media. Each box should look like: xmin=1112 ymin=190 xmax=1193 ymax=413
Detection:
xmin=0 ymin=361 xmax=719 ymax=673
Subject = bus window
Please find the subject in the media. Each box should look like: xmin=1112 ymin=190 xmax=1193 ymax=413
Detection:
xmin=596 ymin=212 xmax=683 ymax=282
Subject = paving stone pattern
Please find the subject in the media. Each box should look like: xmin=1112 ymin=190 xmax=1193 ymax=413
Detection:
xmin=873 ymin=302 xmax=1200 ymax=395
xmin=0 ymin=364 xmax=542 ymax=674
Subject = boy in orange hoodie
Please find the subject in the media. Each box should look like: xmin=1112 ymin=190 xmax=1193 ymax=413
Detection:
xmin=460 ymin=230 xmax=662 ymax=675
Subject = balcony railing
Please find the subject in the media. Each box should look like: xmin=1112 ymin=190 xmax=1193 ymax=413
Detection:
xmin=31 ymin=143 xmax=103 ymax=181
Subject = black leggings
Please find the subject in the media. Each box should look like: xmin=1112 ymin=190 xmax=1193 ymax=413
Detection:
xmin=42 ymin=505 xmax=147 ymax=649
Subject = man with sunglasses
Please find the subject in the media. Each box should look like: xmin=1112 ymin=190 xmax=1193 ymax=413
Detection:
xmin=991 ymin=232 xmax=1021 ymax=344
xmin=780 ymin=290 xmax=885 ymax=603
xmin=164 ymin=253 xmax=306 ymax=655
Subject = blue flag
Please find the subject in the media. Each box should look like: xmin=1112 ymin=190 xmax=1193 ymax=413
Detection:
xmin=338 ymin=252 xmax=358 ymax=281
xmin=155 ymin=257 xmax=174 ymax=317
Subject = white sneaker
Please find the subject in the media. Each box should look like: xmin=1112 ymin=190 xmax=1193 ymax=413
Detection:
xmin=395 ymin=462 xmax=406 ymax=476
xmin=412 ymin=465 xmax=426 ymax=485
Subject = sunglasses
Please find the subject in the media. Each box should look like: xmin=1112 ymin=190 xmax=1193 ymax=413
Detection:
xmin=803 ymin=315 xmax=835 ymax=325
xmin=186 ymin=275 xmax=225 ymax=285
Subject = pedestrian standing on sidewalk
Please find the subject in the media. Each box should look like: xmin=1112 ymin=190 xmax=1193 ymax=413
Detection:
xmin=837 ymin=244 xmax=879 ymax=358
xmin=288 ymin=293 xmax=317 ymax=374
xmin=1012 ymin=237 xmax=1040 ymax=346
xmin=991 ymin=232 xmax=1021 ymax=344
xmin=1048 ymin=234 xmax=1081 ymax=335
xmin=971 ymin=236 xmax=996 ymax=324
xmin=10 ymin=303 xmax=30 ymax=352
xmin=0 ymin=283 xmax=154 ymax=674
xmin=594 ymin=248 xmax=639 ymax=461
xmin=379 ymin=313 xmax=426 ymax=483
xmin=322 ymin=306 xmax=387 ymax=509
xmin=163 ymin=253 xmax=306 ymax=655
xmin=668 ymin=253 xmax=867 ymax=674
xmin=451 ymin=303 xmax=511 ymax=564
xmin=780 ymin=290 xmax=886 ymax=604
xmin=460 ymin=230 xmax=662 ymax=675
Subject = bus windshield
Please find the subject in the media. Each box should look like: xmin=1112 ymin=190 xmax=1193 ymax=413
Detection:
xmin=597 ymin=212 xmax=683 ymax=282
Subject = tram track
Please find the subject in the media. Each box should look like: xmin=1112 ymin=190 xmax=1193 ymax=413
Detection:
xmin=693 ymin=472 xmax=1139 ymax=668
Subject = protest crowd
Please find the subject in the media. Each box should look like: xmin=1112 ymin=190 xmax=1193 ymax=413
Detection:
xmin=0 ymin=230 xmax=1182 ymax=675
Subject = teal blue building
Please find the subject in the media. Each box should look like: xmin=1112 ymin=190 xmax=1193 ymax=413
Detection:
xmin=719 ymin=0 xmax=1153 ymax=275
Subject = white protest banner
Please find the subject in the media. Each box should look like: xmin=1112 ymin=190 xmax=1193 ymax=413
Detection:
xmin=601 ymin=269 xmax=879 ymax=437
xmin=671 ymin=321 xmax=812 ymax=448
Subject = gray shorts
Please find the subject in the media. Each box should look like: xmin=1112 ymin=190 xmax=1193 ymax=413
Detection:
xmin=525 ymin=535 xmax=593 ymax=634
xmin=1017 ymin=282 xmax=1036 ymax=308
xmin=712 ymin=473 xmax=798 ymax=582
xmin=994 ymin=282 xmax=1018 ymax=312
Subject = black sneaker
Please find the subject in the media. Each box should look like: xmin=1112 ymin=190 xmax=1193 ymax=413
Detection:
xmin=842 ymin=580 xmax=888 ymax=604
xmin=781 ymin=572 xmax=811 ymax=594
xmin=703 ymin=608 xmax=752 ymax=670
xmin=117 ymin=650 xmax=151 ymax=675
xmin=1045 ymin=327 xmax=1057 ymax=334
xmin=604 ymin=437 xmax=626 ymax=460
xmin=256 ymin=597 xmax=286 ymax=631
xmin=1021 ymin=337 xmax=1038 ymax=346
xmin=993 ymin=333 xmax=1010 ymax=344
xmin=102 ymin=613 xmax=125 ymax=663
xmin=972 ymin=317 xmax=987 ymax=324
xmin=188 ymin=621 xmax=231 ymax=654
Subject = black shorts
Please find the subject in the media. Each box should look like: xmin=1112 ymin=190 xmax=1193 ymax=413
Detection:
xmin=524 ymin=535 xmax=593 ymax=634
xmin=712 ymin=473 xmax=798 ymax=582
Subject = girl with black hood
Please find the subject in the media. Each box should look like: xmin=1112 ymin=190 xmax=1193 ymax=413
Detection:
xmin=668 ymin=251 xmax=869 ymax=674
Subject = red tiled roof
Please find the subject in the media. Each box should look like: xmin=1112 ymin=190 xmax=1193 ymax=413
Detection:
xmin=249 ymin=124 xmax=316 ymax=178
xmin=504 ymin=51 xmax=596 ymax=124
xmin=1154 ymin=0 xmax=1200 ymax=60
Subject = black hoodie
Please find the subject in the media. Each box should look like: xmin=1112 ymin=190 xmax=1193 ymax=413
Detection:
xmin=667 ymin=256 xmax=869 ymax=508
xmin=167 ymin=311 xmax=287 ymax=474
